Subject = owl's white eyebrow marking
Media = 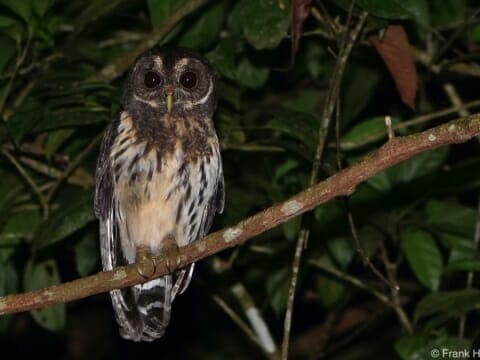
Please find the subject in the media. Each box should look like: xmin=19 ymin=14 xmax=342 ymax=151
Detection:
xmin=153 ymin=57 xmax=163 ymax=71
xmin=174 ymin=58 xmax=189 ymax=71
xmin=134 ymin=94 xmax=159 ymax=108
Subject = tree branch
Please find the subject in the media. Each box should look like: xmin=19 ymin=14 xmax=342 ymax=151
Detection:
xmin=0 ymin=115 xmax=479 ymax=315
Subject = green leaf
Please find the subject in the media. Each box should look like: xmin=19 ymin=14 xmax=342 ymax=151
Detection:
xmin=0 ymin=0 xmax=31 ymax=22
xmin=238 ymin=0 xmax=291 ymax=50
xmin=33 ymin=191 xmax=95 ymax=250
xmin=396 ymin=329 xmax=471 ymax=360
xmin=44 ymin=129 xmax=75 ymax=161
xmin=414 ymin=289 xmax=480 ymax=323
xmin=178 ymin=2 xmax=226 ymax=50
xmin=342 ymin=65 xmax=381 ymax=125
xmin=357 ymin=0 xmax=429 ymax=25
xmin=24 ymin=258 xmax=65 ymax=332
xmin=0 ymin=36 xmax=15 ymax=73
xmin=327 ymin=237 xmax=355 ymax=270
xmin=207 ymin=38 xmax=270 ymax=89
xmin=340 ymin=116 xmax=400 ymax=151
xmin=425 ymin=200 xmax=476 ymax=238
xmin=235 ymin=57 xmax=269 ymax=89
xmin=268 ymin=109 xmax=318 ymax=153
xmin=147 ymin=0 xmax=188 ymax=27
xmin=430 ymin=0 xmax=465 ymax=27
xmin=266 ymin=268 xmax=290 ymax=315
xmin=4 ymin=97 xmax=42 ymax=144
xmin=32 ymin=0 xmax=55 ymax=16
xmin=0 ymin=15 xmax=17 ymax=27
xmin=446 ymin=247 xmax=480 ymax=272
xmin=74 ymin=230 xmax=98 ymax=277
xmin=367 ymin=147 xmax=448 ymax=192
xmin=207 ymin=37 xmax=237 ymax=80
xmin=402 ymin=229 xmax=442 ymax=291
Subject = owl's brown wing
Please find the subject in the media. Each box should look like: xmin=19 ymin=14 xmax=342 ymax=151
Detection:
xmin=173 ymin=147 xmax=224 ymax=297
xmin=95 ymin=121 xmax=145 ymax=339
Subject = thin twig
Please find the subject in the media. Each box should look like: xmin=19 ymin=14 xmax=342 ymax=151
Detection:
xmin=0 ymin=115 xmax=478 ymax=315
xmin=308 ymin=259 xmax=390 ymax=305
xmin=378 ymin=242 xmax=413 ymax=334
xmin=45 ymin=133 xmax=102 ymax=203
xmin=281 ymin=10 xmax=368 ymax=359
xmin=212 ymin=294 xmax=261 ymax=348
xmin=231 ymin=283 xmax=278 ymax=358
xmin=1 ymin=149 xmax=49 ymax=218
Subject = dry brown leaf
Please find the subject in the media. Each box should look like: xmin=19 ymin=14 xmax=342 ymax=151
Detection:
xmin=290 ymin=0 xmax=312 ymax=64
xmin=369 ymin=25 xmax=418 ymax=110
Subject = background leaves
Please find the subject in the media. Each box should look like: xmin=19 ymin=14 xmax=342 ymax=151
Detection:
xmin=0 ymin=0 xmax=480 ymax=359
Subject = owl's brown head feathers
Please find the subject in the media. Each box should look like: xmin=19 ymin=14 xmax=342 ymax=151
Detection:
xmin=123 ymin=47 xmax=218 ymax=118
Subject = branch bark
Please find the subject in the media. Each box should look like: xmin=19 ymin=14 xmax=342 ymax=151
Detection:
xmin=1 ymin=115 xmax=479 ymax=315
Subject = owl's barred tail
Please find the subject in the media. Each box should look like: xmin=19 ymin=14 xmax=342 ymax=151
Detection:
xmin=110 ymin=275 xmax=173 ymax=342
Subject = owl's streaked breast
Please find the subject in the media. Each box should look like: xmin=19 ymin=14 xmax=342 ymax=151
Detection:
xmin=110 ymin=111 xmax=220 ymax=263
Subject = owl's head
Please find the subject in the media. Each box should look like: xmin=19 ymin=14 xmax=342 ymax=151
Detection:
xmin=123 ymin=47 xmax=218 ymax=118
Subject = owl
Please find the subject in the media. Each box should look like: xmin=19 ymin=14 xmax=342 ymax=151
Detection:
xmin=94 ymin=47 xmax=224 ymax=341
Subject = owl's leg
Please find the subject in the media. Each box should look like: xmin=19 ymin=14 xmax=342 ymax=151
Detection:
xmin=136 ymin=246 xmax=156 ymax=278
xmin=161 ymin=234 xmax=181 ymax=273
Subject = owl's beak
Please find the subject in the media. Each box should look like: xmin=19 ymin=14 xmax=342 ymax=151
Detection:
xmin=165 ymin=85 xmax=174 ymax=112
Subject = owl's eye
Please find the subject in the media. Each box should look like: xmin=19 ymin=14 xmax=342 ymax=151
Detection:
xmin=144 ymin=71 xmax=162 ymax=89
xmin=180 ymin=71 xmax=197 ymax=89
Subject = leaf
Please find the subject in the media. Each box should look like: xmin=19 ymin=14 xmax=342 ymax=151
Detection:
xmin=24 ymin=258 xmax=65 ymax=332
xmin=396 ymin=329 xmax=471 ymax=360
xmin=4 ymin=98 xmax=42 ymax=144
xmin=266 ymin=268 xmax=290 ymax=315
xmin=0 ymin=35 xmax=16 ymax=74
xmin=341 ymin=64 xmax=381 ymax=125
xmin=357 ymin=0 xmax=429 ymax=25
xmin=74 ymin=230 xmax=99 ymax=277
xmin=446 ymin=247 xmax=480 ymax=272
xmin=0 ymin=15 xmax=17 ymax=27
xmin=238 ymin=0 xmax=291 ymax=50
xmin=147 ymin=0 xmax=188 ymax=27
xmin=369 ymin=25 xmax=418 ymax=109
xmin=235 ymin=57 xmax=269 ymax=89
xmin=367 ymin=147 xmax=448 ymax=192
xmin=0 ymin=0 xmax=31 ymax=22
xmin=414 ymin=289 xmax=480 ymax=323
xmin=178 ymin=2 xmax=226 ymax=50
xmin=33 ymin=0 xmax=55 ymax=16
xmin=327 ymin=237 xmax=355 ymax=270
xmin=44 ymin=128 xmax=75 ymax=161
xmin=340 ymin=116 xmax=400 ymax=150
xmin=33 ymin=191 xmax=95 ymax=250
xmin=425 ymin=200 xmax=476 ymax=238
xmin=290 ymin=0 xmax=312 ymax=62
xmin=402 ymin=229 xmax=442 ymax=291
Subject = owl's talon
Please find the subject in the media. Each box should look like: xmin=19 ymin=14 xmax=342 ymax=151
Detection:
xmin=162 ymin=235 xmax=181 ymax=273
xmin=136 ymin=247 xmax=156 ymax=278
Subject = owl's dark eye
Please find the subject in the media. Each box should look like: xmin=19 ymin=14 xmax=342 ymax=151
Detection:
xmin=144 ymin=71 xmax=162 ymax=89
xmin=180 ymin=71 xmax=197 ymax=89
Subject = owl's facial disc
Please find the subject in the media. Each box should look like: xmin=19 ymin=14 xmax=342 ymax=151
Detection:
xmin=125 ymin=48 xmax=217 ymax=117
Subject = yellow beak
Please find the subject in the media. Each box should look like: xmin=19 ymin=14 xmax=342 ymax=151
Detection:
xmin=165 ymin=85 xmax=174 ymax=112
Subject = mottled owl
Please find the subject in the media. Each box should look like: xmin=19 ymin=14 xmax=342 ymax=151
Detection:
xmin=94 ymin=47 xmax=224 ymax=341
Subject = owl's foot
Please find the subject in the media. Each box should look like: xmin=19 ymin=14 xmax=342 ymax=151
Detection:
xmin=136 ymin=246 xmax=156 ymax=279
xmin=162 ymin=234 xmax=182 ymax=273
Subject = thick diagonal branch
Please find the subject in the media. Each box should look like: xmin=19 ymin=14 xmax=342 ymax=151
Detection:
xmin=0 ymin=115 xmax=479 ymax=315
